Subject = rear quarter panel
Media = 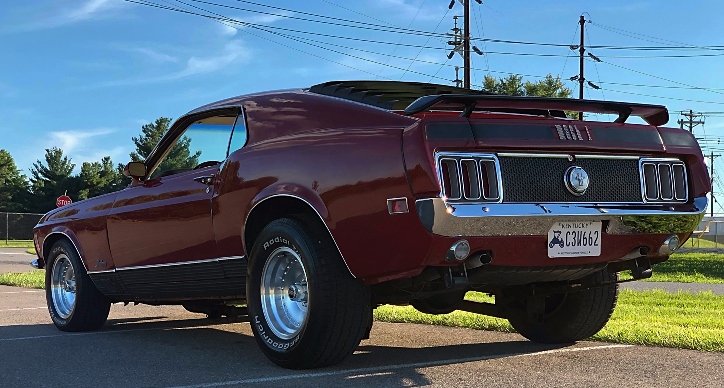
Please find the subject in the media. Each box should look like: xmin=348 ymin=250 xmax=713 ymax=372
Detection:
xmin=213 ymin=126 xmax=436 ymax=283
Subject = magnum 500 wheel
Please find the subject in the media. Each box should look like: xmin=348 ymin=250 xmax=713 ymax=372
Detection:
xmin=45 ymin=240 xmax=111 ymax=331
xmin=247 ymin=218 xmax=371 ymax=369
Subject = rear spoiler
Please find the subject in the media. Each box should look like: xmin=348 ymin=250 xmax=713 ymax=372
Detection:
xmin=403 ymin=94 xmax=669 ymax=126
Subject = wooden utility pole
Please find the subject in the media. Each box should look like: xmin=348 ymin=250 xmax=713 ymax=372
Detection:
xmin=463 ymin=0 xmax=471 ymax=89
xmin=678 ymin=110 xmax=705 ymax=132
xmin=712 ymin=152 xmax=720 ymax=218
xmin=578 ymin=15 xmax=585 ymax=120
xmin=446 ymin=0 xmax=482 ymax=89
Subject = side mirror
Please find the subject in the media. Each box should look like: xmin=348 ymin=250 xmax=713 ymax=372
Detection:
xmin=123 ymin=161 xmax=147 ymax=178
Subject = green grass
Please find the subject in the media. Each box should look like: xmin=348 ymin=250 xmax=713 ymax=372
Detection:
xmin=0 ymin=240 xmax=34 ymax=248
xmin=681 ymin=238 xmax=723 ymax=249
xmin=0 ymin=271 xmax=44 ymax=289
xmin=620 ymin=252 xmax=724 ymax=284
xmin=375 ymin=290 xmax=724 ymax=352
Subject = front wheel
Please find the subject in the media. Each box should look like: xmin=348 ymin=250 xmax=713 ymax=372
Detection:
xmin=501 ymin=270 xmax=618 ymax=343
xmin=246 ymin=218 xmax=371 ymax=369
xmin=45 ymin=240 xmax=111 ymax=331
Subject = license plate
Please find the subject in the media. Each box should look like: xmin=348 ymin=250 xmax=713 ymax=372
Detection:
xmin=547 ymin=221 xmax=602 ymax=258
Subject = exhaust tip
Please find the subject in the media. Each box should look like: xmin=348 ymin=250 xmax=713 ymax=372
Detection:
xmin=446 ymin=240 xmax=471 ymax=262
xmin=659 ymin=235 xmax=680 ymax=255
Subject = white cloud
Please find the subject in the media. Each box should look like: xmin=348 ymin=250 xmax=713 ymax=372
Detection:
xmin=8 ymin=0 xmax=126 ymax=32
xmin=217 ymin=12 xmax=293 ymax=36
xmin=64 ymin=0 xmax=117 ymax=23
xmin=49 ymin=128 xmax=115 ymax=154
xmin=90 ymin=40 xmax=251 ymax=88
xmin=128 ymin=47 xmax=179 ymax=63
xmin=373 ymin=0 xmax=442 ymax=22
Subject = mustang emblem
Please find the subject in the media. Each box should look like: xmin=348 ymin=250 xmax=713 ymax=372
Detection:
xmin=565 ymin=166 xmax=589 ymax=196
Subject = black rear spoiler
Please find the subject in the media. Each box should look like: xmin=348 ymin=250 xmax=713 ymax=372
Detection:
xmin=403 ymin=94 xmax=669 ymax=126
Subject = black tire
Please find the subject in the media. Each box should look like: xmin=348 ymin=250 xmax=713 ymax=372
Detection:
xmin=246 ymin=218 xmax=371 ymax=369
xmin=45 ymin=240 xmax=111 ymax=332
xmin=411 ymin=291 xmax=466 ymax=315
xmin=503 ymin=270 xmax=618 ymax=343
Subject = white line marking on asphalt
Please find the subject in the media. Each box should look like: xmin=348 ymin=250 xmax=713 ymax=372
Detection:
xmin=0 ymin=307 xmax=45 ymax=312
xmin=170 ymin=344 xmax=633 ymax=387
xmin=0 ymin=291 xmax=43 ymax=294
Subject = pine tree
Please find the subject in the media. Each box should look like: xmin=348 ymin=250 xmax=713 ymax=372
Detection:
xmin=0 ymin=149 xmax=29 ymax=212
xmin=130 ymin=117 xmax=200 ymax=174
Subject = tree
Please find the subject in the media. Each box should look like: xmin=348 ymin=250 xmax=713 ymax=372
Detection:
xmin=130 ymin=117 xmax=200 ymax=174
xmin=482 ymin=74 xmax=572 ymax=98
xmin=0 ymin=149 xmax=29 ymax=212
xmin=29 ymin=147 xmax=78 ymax=212
xmin=77 ymin=157 xmax=123 ymax=200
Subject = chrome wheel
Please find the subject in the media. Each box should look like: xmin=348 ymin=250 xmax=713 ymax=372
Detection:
xmin=260 ymin=247 xmax=309 ymax=340
xmin=51 ymin=254 xmax=76 ymax=319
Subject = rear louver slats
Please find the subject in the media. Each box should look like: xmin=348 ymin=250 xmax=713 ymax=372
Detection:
xmin=640 ymin=159 xmax=688 ymax=202
xmin=438 ymin=153 xmax=501 ymax=202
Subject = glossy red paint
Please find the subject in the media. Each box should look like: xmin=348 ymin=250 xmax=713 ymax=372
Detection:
xmin=32 ymin=85 xmax=709 ymax=293
xmin=107 ymin=164 xmax=221 ymax=268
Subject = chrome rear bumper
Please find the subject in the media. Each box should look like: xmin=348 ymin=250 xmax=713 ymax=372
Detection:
xmin=415 ymin=196 xmax=707 ymax=237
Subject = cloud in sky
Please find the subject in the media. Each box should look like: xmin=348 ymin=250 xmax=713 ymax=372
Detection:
xmin=49 ymin=128 xmax=115 ymax=154
xmin=8 ymin=0 xmax=126 ymax=32
xmin=91 ymin=39 xmax=251 ymax=88
xmin=127 ymin=47 xmax=179 ymax=64
xmin=218 ymin=12 xmax=293 ymax=36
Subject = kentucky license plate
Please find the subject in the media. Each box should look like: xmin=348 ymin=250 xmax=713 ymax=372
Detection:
xmin=547 ymin=221 xmax=602 ymax=258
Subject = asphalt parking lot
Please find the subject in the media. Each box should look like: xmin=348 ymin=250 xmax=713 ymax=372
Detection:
xmin=1 ymin=248 xmax=724 ymax=387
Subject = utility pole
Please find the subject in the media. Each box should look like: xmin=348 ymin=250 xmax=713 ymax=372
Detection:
xmin=446 ymin=0 xmax=483 ymax=89
xmin=711 ymin=152 xmax=720 ymax=218
xmin=678 ymin=110 xmax=705 ymax=132
xmin=577 ymin=15 xmax=585 ymax=120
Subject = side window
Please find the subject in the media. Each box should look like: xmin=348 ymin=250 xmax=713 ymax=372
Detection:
xmin=151 ymin=114 xmax=236 ymax=178
xmin=227 ymin=110 xmax=248 ymax=155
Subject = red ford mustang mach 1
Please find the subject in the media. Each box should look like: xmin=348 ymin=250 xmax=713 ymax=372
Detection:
xmin=32 ymin=81 xmax=709 ymax=369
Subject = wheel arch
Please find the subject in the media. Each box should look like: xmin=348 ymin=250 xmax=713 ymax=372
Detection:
xmin=42 ymin=230 xmax=88 ymax=272
xmin=243 ymin=193 xmax=355 ymax=278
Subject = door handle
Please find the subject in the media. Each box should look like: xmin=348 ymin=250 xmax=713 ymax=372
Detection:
xmin=193 ymin=175 xmax=214 ymax=185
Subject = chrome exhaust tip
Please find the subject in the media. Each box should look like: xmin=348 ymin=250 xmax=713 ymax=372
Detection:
xmin=658 ymin=235 xmax=681 ymax=255
xmin=446 ymin=240 xmax=471 ymax=262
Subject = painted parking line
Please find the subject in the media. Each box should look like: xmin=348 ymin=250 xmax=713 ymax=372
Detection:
xmin=171 ymin=344 xmax=633 ymax=388
xmin=0 ymin=307 xmax=45 ymax=312
xmin=0 ymin=291 xmax=43 ymax=294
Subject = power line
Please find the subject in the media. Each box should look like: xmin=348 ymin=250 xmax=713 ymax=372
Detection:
xmin=377 ymin=0 xmax=428 ymax=79
xmin=597 ymin=58 xmax=724 ymax=96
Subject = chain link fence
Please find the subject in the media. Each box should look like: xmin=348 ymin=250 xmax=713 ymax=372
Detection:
xmin=681 ymin=219 xmax=724 ymax=249
xmin=0 ymin=212 xmax=44 ymax=243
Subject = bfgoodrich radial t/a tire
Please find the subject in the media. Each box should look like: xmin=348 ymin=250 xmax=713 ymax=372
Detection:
xmin=503 ymin=270 xmax=618 ymax=343
xmin=45 ymin=240 xmax=111 ymax=332
xmin=247 ymin=218 xmax=371 ymax=369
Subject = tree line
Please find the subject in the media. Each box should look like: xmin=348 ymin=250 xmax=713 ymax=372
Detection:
xmin=0 ymin=74 xmax=571 ymax=214
xmin=0 ymin=117 xmax=190 ymax=213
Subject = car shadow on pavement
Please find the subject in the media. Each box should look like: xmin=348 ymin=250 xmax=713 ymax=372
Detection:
xmin=0 ymin=316 xmax=572 ymax=387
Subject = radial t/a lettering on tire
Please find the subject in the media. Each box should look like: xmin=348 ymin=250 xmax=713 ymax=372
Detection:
xmin=45 ymin=240 xmax=111 ymax=332
xmin=246 ymin=217 xmax=371 ymax=369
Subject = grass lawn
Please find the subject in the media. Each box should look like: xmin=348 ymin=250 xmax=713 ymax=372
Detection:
xmin=0 ymin=271 xmax=44 ymax=289
xmin=0 ymin=240 xmax=34 ymax=248
xmin=623 ymin=252 xmax=724 ymax=284
xmin=375 ymin=290 xmax=724 ymax=352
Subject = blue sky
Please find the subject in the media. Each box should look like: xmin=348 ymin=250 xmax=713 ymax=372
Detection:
xmin=2 ymin=0 xmax=724 ymax=208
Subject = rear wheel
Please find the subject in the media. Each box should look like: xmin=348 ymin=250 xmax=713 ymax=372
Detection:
xmin=46 ymin=240 xmax=111 ymax=332
xmin=247 ymin=218 xmax=371 ymax=369
xmin=502 ymin=270 xmax=618 ymax=343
